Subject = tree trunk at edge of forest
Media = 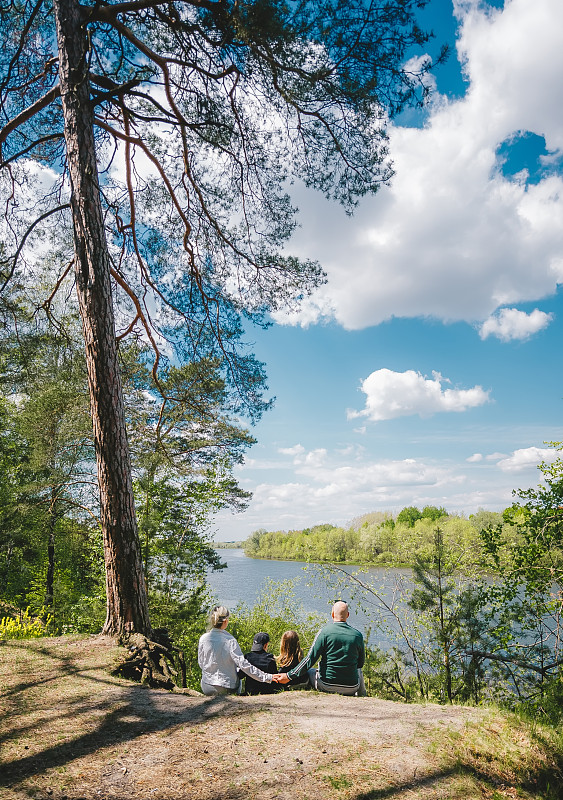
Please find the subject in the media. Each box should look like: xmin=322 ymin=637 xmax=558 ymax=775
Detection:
xmin=53 ymin=0 xmax=151 ymax=637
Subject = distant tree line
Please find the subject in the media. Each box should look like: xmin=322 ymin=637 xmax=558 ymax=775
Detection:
xmin=243 ymin=506 xmax=510 ymax=569
xmin=213 ymin=541 xmax=243 ymax=550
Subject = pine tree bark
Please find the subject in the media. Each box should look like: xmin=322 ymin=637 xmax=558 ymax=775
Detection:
xmin=53 ymin=0 xmax=151 ymax=637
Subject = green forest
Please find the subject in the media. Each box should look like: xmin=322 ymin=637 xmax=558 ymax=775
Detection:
xmin=243 ymin=505 xmax=507 ymax=568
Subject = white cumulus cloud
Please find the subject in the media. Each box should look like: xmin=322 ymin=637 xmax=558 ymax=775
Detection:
xmin=496 ymin=446 xmax=557 ymax=472
xmin=216 ymin=439 xmax=561 ymax=540
xmin=278 ymin=444 xmax=306 ymax=457
xmin=479 ymin=308 xmax=554 ymax=341
xmin=279 ymin=0 xmax=563 ymax=330
xmin=486 ymin=452 xmax=507 ymax=461
xmin=348 ymin=369 xmax=490 ymax=422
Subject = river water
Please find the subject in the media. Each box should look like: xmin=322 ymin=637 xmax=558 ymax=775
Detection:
xmin=206 ymin=550 xmax=554 ymax=669
xmin=206 ymin=548 xmax=414 ymax=649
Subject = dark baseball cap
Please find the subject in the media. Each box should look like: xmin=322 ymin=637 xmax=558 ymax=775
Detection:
xmin=251 ymin=632 xmax=270 ymax=651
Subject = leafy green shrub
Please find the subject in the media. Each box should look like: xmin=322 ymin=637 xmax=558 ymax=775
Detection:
xmin=516 ymin=670 xmax=563 ymax=726
xmin=228 ymin=578 xmax=325 ymax=656
xmin=361 ymin=643 xmax=420 ymax=701
xmin=57 ymin=594 xmax=107 ymax=634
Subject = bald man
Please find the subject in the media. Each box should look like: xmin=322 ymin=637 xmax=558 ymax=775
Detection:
xmin=279 ymin=601 xmax=366 ymax=696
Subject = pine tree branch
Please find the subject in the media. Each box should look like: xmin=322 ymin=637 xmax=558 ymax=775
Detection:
xmin=466 ymin=649 xmax=563 ymax=676
xmin=89 ymin=0 xmax=219 ymax=24
xmin=0 ymin=133 xmax=64 ymax=166
xmin=0 ymin=204 xmax=70 ymax=293
xmin=0 ymin=86 xmax=61 ymax=153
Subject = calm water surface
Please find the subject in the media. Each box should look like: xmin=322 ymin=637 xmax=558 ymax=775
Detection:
xmin=206 ymin=548 xmax=413 ymax=649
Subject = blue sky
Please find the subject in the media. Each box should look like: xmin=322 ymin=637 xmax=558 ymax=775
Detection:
xmin=213 ymin=0 xmax=563 ymax=541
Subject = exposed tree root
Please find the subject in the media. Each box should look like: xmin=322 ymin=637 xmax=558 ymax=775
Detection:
xmin=112 ymin=627 xmax=187 ymax=690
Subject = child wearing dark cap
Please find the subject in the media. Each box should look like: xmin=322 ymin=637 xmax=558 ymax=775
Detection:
xmin=243 ymin=632 xmax=278 ymax=694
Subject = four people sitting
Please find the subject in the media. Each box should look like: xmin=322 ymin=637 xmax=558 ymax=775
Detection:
xmin=198 ymin=601 xmax=366 ymax=697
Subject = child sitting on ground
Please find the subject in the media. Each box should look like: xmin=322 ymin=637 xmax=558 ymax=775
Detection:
xmin=243 ymin=632 xmax=278 ymax=694
xmin=277 ymin=630 xmax=309 ymax=689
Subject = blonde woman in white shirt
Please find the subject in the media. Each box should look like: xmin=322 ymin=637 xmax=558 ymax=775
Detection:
xmin=198 ymin=606 xmax=282 ymax=695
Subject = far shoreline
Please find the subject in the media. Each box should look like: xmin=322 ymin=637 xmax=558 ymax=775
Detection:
xmin=213 ymin=546 xmax=414 ymax=570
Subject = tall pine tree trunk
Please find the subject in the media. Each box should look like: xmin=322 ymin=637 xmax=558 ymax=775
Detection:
xmin=53 ymin=0 xmax=151 ymax=637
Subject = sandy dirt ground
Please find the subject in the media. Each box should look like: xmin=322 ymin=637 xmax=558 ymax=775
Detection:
xmin=0 ymin=635 xmax=495 ymax=800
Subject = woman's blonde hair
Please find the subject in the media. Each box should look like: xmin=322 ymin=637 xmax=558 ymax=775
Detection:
xmin=277 ymin=630 xmax=303 ymax=669
xmin=209 ymin=605 xmax=230 ymax=629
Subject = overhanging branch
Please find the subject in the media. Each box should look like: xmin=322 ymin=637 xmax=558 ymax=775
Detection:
xmin=0 ymin=133 xmax=64 ymax=166
xmin=89 ymin=0 xmax=219 ymax=23
xmin=0 ymin=86 xmax=61 ymax=154
xmin=90 ymin=74 xmax=144 ymax=107
xmin=466 ymin=649 xmax=563 ymax=676
xmin=0 ymin=203 xmax=71 ymax=293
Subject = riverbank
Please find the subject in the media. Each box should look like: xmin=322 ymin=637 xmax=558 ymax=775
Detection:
xmin=239 ymin=551 xmax=413 ymax=567
xmin=2 ymin=635 xmax=562 ymax=799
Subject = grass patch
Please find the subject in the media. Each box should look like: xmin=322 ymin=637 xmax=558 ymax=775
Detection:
xmin=435 ymin=709 xmax=563 ymax=799
xmin=324 ymin=773 xmax=352 ymax=789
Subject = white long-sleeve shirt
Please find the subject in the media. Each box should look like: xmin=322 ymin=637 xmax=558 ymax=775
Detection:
xmin=198 ymin=628 xmax=274 ymax=689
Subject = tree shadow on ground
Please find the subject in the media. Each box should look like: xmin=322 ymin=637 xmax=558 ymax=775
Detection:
xmin=0 ymin=638 xmax=127 ymax=738
xmin=0 ymin=639 xmax=249 ymax=790
xmin=0 ymin=639 xmax=119 ymax=700
xmin=351 ymin=759 xmax=562 ymax=799
xmin=1 ymin=686 xmax=247 ymax=788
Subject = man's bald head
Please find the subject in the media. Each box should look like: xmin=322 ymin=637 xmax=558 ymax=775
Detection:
xmin=331 ymin=601 xmax=349 ymax=622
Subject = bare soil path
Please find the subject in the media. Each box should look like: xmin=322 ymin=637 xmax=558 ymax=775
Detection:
xmin=0 ymin=636 xmax=558 ymax=800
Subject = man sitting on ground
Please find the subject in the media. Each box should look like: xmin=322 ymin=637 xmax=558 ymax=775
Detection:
xmin=243 ymin=632 xmax=278 ymax=694
xmin=278 ymin=601 xmax=366 ymax=696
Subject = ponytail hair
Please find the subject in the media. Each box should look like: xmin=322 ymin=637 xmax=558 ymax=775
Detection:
xmin=209 ymin=605 xmax=229 ymax=629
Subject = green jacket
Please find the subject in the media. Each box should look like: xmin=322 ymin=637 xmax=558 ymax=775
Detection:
xmin=288 ymin=621 xmax=365 ymax=686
